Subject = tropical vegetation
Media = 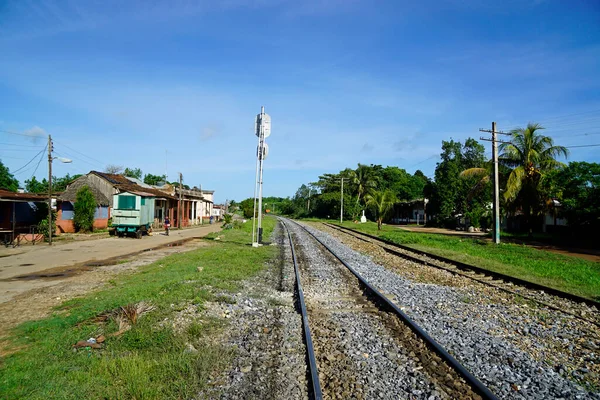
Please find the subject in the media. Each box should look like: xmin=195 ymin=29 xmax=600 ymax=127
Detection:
xmin=74 ymin=185 xmax=97 ymax=232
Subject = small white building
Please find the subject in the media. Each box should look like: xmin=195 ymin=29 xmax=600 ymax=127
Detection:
xmin=212 ymin=204 xmax=224 ymax=221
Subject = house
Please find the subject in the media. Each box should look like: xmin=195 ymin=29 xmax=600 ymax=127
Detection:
xmin=390 ymin=199 xmax=429 ymax=225
xmin=57 ymin=171 xmax=178 ymax=232
xmin=212 ymin=204 xmax=225 ymax=221
xmin=56 ymin=171 xmax=216 ymax=231
xmin=57 ymin=174 xmax=111 ymax=233
xmin=0 ymin=189 xmax=48 ymax=242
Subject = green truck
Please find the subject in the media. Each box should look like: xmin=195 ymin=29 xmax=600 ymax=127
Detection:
xmin=112 ymin=191 xmax=155 ymax=238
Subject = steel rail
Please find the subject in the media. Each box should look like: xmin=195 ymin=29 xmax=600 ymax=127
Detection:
xmin=325 ymin=223 xmax=600 ymax=328
xmin=325 ymin=223 xmax=600 ymax=310
xmin=281 ymin=219 xmax=323 ymax=400
xmin=290 ymin=219 xmax=499 ymax=400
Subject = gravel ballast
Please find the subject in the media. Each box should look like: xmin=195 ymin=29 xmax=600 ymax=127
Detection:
xmin=286 ymin=220 xmax=481 ymax=400
xmin=299 ymin=221 xmax=600 ymax=400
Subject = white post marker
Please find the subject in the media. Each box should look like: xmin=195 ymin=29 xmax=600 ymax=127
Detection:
xmin=252 ymin=106 xmax=271 ymax=247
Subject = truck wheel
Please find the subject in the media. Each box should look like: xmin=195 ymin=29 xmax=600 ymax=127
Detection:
xmin=136 ymin=230 xmax=142 ymax=239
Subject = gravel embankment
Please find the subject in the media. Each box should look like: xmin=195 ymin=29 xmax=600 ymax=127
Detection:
xmin=287 ymin=220 xmax=481 ymax=400
xmin=197 ymin=223 xmax=308 ymax=399
xmin=300 ymin=221 xmax=600 ymax=400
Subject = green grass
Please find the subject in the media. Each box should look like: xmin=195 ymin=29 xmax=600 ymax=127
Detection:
xmin=0 ymin=217 xmax=277 ymax=400
xmin=328 ymin=220 xmax=600 ymax=301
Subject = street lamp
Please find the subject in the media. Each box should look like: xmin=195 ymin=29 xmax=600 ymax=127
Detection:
xmin=47 ymin=133 xmax=72 ymax=245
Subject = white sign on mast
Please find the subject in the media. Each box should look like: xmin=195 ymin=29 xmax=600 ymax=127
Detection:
xmin=252 ymin=106 xmax=271 ymax=247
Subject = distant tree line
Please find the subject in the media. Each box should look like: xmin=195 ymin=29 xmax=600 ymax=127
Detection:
xmin=235 ymin=123 xmax=599 ymax=237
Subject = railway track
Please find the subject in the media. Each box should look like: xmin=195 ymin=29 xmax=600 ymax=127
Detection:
xmin=323 ymin=223 xmax=600 ymax=328
xmin=281 ymin=218 xmax=498 ymax=400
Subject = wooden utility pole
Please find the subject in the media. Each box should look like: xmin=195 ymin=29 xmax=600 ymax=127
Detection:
xmin=491 ymin=122 xmax=500 ymax=244
xmin=178 ymin=172 xmax=183 ymax=229
xmin=480 ymin=123 xmax=511 ymax=244
xmin=47 ymin=135 xmax=53 ymax=245
xmin=340 ymin=177 xmax=344 ymax=224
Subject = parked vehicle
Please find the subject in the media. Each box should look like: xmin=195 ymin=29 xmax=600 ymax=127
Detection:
xmin=112 ymin=192 xmax=155 ymax=239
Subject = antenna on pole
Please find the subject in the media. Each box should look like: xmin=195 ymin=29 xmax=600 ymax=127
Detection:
xmin=252 ymin=105 xmax=271 ymax=247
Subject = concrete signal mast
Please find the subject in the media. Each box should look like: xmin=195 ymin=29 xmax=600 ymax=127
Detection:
xmin=252 ymin=106 xmax=271 ymax=247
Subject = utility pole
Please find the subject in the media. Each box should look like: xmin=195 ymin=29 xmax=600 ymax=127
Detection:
xmin=307 ymin=188 xmax=311 ymax=212
xmin=47 ymin=135 xmax=53 ymax=245
xmin=178 ymin=172 xmax=183 ymax=229
xmin=480 ymin=122 xmax=511 ymax=244
xmin=340 ymin=177 xmax=344 ymax=224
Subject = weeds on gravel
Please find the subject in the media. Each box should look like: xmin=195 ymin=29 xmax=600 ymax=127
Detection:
xmin=334 ymin=221 xmax=600 ymax=301
xmin=0 ymin=217 xmax=277 ymax=400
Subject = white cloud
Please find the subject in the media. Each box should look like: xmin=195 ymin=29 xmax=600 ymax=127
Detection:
xmin=23 ymin=126 xmax=47 ymax=143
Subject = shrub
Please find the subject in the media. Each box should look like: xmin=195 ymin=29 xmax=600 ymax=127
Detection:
xmin=74 ymin=185 xmax=96 ymax=232
xmin=223 ymin=213 xmax=233 ymax=224
xmin=37 ymin=210 xmax=57 ymax=239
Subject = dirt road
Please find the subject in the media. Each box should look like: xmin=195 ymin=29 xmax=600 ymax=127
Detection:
xmin=0 ymin=224 xmax=222 ymax=304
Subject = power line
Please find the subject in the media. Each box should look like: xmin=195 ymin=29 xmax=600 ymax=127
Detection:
xmin=501 ymin=109 xmax=600 ymax=131
xmin=406 ymin=154 xmax=439 ymax=170
xmin=564 ymin=144 xmax=600 ymax=148
xmin=550 ymin=132 xmax=600 ymax=139
xmin=55 ymin=150 xmax=103 ymax=169
xmin=0 ymin=155 xmax=29 ymax=160
xmin=0 ymin=142 xmax=44 ymax=148
xmin=53 ymin=140 xmax=106 ymax=168
xmin=11 ymin=146 xmax=47 ymax=174
xmin=0 ymin=129 xmax=33 ymax=138
xmin=28 ymin=144 xmax=48 ymax=182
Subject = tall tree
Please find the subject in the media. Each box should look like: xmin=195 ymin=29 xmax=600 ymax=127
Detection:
xmin=124 ymin=167 xmax=143 ymax=179
xmin=25 ymin=176 xmax=47 ymax=193
xmin=543 ymin=161 xmax=599 ymax=228
xmin=0 ymin=160 xmax=19 ymax=191
xmin=349 ymin=164 xmax=378 ymax=205
xmin=53 ymin=174 xmax=81 ymax=192
xmin=366 ymin=190 xmax=397 ymax=230
xmin=499 ymin=123 xmax=568 ymax=234
xmin=430 ymin=138 xmax=487 ymax=226
xmin=144 ymin=173 xmax=167 ymax=186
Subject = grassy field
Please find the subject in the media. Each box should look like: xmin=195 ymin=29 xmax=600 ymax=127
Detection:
xmin=326 ymin=220 xmax=600 ymax=301
xmin=0 ymin=217 xmax=277 ymax=400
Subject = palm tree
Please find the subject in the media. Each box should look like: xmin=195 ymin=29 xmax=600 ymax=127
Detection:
xmin=366 ymin=190 xmax=397 ymax=230
xmin=499 ymin=123 xmax=568 ymax=235
xmin=350 ymin=164 xmax=378 ymax=205
xmin=459 ymin=162 xmax=491 ymax=200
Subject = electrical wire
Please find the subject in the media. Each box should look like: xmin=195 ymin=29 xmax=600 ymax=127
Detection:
xmin=53 ymin=140 xmax=106 ymax=167
xmin=564 ymin=144 xmax=600 ymax=148
xmin=406 ymin=154 xmax=439 ymax=170
xmin=502 ymin=109 xmax=600 ymax=130
xmin=0 ymin=142 xmax=44 ymax=148
xmin=0 ymin=155 xmax=29 ymax=160
xmin=0 ymin=128 xmax=47 ymax=139
xmin=11 ymin=146 xmax=47 ymax=174
xmin=28 ymin=144 xmax=48 ymax=181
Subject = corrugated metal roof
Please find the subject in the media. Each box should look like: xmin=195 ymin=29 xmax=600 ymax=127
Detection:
xmin=0 ymin=189 xmax=48 ymax=202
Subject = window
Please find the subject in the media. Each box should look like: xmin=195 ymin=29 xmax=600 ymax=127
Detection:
xmin=118 ymin=195 xmax=136 ymax=210
xmin=141 ymin=197 xmax=146 ymax=206
xmin=62 ymin=201 xmax=75 ymax=220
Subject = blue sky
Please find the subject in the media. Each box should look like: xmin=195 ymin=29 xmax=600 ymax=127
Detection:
xmin=1 ymin=0 xmax=599 ymax=203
